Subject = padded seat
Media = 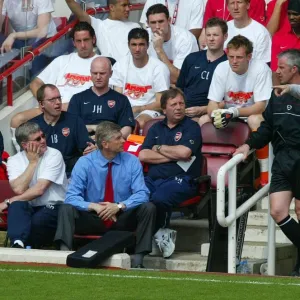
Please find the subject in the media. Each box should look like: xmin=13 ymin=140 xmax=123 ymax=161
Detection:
xmin=0 ymin=180 xmax=16 ymax=247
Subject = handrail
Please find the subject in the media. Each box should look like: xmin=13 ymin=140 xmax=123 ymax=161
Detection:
xmin=0 ymin=3 xmax=145 ymax=106
xmin=217 ymin=149 xmax=272 ymax=274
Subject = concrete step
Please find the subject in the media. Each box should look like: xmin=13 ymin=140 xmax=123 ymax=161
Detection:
xmin=201 ymin=241 xmax=296 ymax=260
xmin=0 ymin=248 xmax=131 ymax=269
xmin=245 ymin=225 xmax=292 ymax=244
xmin=143 ymin=252 xmax=207 ymax=272
xmin=247 ymin=210 xmax=297 ymax=226
xmin=258 ymin=196 xmax=295 ymax=210
xmin=170 ymin=219 xmax=209 ymax=253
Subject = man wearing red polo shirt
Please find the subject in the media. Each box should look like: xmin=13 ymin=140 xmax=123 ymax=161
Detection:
xmin=271 ymin=0 xmax=300 ymax=80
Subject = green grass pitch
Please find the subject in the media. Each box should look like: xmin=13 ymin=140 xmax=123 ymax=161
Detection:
xmin=1 ymin=264 xmax=300 ymax=300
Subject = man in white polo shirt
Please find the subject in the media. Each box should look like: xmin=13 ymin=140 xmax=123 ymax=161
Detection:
xmin=140 ymin=0 xmax=205 ymax=39
xmin=145 ymin=4 xmax=199 ymax=84
xmin=224 ymin=0 xmax=271 ymax=63
xmin=0 ymin=122 xmax=68 ymax=249
xmin=110 ymin=28 xmax=170 ymax=128
xmin=65 ymin=0 xmax=140 ymax=61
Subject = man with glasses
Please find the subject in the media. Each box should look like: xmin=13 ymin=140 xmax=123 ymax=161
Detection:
xmin=30 ymin=84 xmax=96 ymax=177
xmin=0 ymin=122 xmax=68 ymax=249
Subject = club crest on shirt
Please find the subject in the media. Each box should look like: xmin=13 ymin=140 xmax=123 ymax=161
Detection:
xmin=174 ymin=132 xmax=182 ymax=142
xmin=62 ymin=127 xmax=70 ymax=137
xmin=108 ymin=100 xmax=115 ymax=108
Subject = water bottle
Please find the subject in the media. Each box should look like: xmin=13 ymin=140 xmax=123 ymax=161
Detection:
xmin=237 ymin=260 xmax=251 ymax=274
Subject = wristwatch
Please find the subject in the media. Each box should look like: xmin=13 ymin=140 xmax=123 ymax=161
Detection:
xmin=117 ymin=203 xmax=123 ymax=211
xmin=156 ymin=145 xmax=162 ymax=152
xmin=4 ymin=199 xmax=10 ymax=207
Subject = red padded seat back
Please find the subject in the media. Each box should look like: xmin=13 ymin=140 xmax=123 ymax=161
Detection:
xmin=201 ymin=122 xmax=251 ymax=189
xmin=201 ymin=122 xmax=251 ymax=147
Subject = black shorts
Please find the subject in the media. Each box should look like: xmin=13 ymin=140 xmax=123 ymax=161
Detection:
xmin=269 ymin=148 xmax=300 ymax=197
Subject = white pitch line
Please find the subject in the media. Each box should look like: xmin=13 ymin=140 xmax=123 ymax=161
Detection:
xmin=0 ymin=268 xmax=300 ymax=287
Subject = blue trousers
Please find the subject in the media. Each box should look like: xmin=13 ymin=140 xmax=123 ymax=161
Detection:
xmin=145 ymin=175 xmax=198 ymax=230
xmin=7 ymin=201 xmax=60 ymax=248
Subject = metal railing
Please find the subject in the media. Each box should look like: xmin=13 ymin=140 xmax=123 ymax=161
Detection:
xmin=0 ymin=3 xmax=144 ymax=107
xmin=217 ymin=146 xmax=274 ymax=274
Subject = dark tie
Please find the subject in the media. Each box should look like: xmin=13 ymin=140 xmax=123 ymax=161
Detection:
xmin=103 ymin=162 xmax=114 ymax=228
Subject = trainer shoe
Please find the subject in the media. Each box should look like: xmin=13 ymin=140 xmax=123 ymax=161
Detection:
xmin=157 ymin=228 xmax=177 ymax=258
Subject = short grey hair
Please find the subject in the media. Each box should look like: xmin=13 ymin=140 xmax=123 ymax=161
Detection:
xmin=16 ymin=122 xmax=41 ymax=149
xmin=278 ymin=49 xmax=300 ymax=73
xmin=95 ymin=121 xmax=121 ymax=149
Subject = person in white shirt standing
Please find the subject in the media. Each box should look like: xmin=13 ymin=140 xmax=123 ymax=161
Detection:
xmin=110 ymin=28 xmax=170 ymax=128
xmin=0 ymin=122 xmax=68 ymax=249
xmin=145 ymin=4 xmax=199 ymax=84
xmin=140 ymin=0 xmax=205 ymax=39
xmin=224 ymin=0 xmax=272 ymax=63
xmin=65 ymin=0 xmax=140 ymax=61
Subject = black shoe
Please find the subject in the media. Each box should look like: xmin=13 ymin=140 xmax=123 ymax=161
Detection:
xmin=11 ymin=243 xmax=24 ymax=249
xmin=133 ymin=264 xmax=145 ymax=269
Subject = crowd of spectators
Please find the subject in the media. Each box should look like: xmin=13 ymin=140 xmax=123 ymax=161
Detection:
xmin=1 ymin=0 xmax=300 ymax=273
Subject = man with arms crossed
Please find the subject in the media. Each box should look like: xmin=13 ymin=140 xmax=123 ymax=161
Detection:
xmin=0 ymin=122 xmax=68 ymax=249
xmin=139 ymin=88 xmax=202 ymax=258
xmin=234 ymin=49 xmax=300 ymax=276
xmin=110 ymin=28 xmax=170 ymax=128
xmin=55 ymin=121 xmax=156 ymax=268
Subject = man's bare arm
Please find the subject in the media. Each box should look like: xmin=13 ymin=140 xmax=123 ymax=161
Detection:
xmin=156 ymin=49 xmax=180 ymax=84
xmin=207 ymin=100 xmax=223 ymax=116
xmin=121 ymin=126 xmax=132 ymax=139
xmin=190 ymin=28 xmax=202 ymax=40
xmin=238 ymin=101 xmax=266 ymax=117
xmin=10 ymin=179 xmax=52 ymax=203
xmin=10 ymin=143 xmax=41 ymax=194
xmin=65 ymin=0 xmax=91 ymax=23
xmin=133 ymin=92 xmax=162 ymax=114
xmin=30 ymin=77 xmax=45 ymax=98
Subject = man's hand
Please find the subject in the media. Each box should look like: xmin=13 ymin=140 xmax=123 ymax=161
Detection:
xmin=0 ymin=202 xmax=8 ymax=213
xmin=233 ymin=144 xmax=250 ymax=160
xmin=211 ymin=107 xmax=239 ymax=129
xmin=98 ymin=202 xmax=119 ymax=221
xmin=83 ymin=142 xmax=96 ymax=156
xmin=26 ymin=142 xmax=41 ymax=163
xmin=273 ymin=85 xmax=290 ymax=97
xmin=185 ymin=106 xmax=206 ymax=118
xmin=152 ymin=30 xmax=164 ymax=52
xmin=0 ymin=33 xmax=16 ymax=54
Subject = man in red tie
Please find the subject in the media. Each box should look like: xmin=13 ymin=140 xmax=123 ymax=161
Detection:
xmin=54 ymin=121 xmax=156 ymax=268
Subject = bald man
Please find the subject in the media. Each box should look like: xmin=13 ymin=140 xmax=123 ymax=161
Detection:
xmin=67 ymin=57 xmax=135 ymax=138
